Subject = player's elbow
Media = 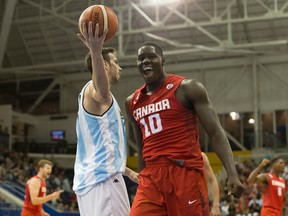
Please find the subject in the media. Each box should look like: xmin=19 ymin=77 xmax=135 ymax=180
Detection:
xmin=247 ymin=176 xmax=255 ymax=184
xmin=30 ymin=199 xmax=40 ymax=206
xmin=246 ymin=177 xmax=252 ymax=184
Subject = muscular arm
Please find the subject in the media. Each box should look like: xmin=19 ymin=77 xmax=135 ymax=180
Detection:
xmin=28 ymin=178 xmax=63 ymax=205
xmin=125 ymin=95 xmax=146 ymax=172
xmin=178 ymin=79 xmax=243 ymax=197
xmin=202 ymin=153 xmax=220 ymax=216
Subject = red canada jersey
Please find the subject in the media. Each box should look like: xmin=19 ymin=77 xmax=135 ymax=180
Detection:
xmin=262 ymin=172 xmax=286 ymax=211
xmin=130 ymin=74 xmax=203 ymax=170
xmin=22 ymin=175 xmax=46 ymax=214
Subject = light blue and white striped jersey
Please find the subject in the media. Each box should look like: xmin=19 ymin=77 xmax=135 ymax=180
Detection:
xmin=73 ymin=81 xmax=127 ymax=196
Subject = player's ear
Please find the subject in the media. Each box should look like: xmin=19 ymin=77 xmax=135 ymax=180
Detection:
xmin=162 ymin=58 xmax=165 ymax=66
xmin=104 ymin=61 xmax=110 ymax=68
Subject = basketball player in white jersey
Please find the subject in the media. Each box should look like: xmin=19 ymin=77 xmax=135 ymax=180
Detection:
xmin=73 ymin=22 xmax=138 ymax=216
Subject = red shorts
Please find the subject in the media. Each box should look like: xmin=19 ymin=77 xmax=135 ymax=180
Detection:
xmin=21 ymin=209 xmax=42 ymax=216
xmin=130 ymin=158 xmax=209 ymax=216
xmin=261 ymin=206 xmax=282 ymax=216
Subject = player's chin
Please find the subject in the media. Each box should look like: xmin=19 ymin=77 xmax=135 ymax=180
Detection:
xmin=111 ymin=79 xmax=119 ymax=85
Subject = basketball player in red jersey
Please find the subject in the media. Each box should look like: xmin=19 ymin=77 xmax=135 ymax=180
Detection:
xmin=21 ymin=159 xmax=64 ymax=216
xmin=125 ymin=41 xmax=243 ymax=216
xmin=247 ymin=157 xmax=288 ymax=216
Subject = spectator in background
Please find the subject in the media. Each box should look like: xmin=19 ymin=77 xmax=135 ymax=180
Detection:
xmin=0 ymin=162 xmax=6 ymax=180
xmin=0 ymin=125 xmax=4 ymax=147
xmin=61 ymin=172 xmax=73 ymax=194
xmin=0 ymin=126 xmax=9 ymax=148
xmin=220 ymin=200 xmax=229 ymax=216
xmin=228 ymin=196 xmax=237 ymax=216
xmin=2 ymin=127 xmax=9 ymax=147
xmin=248 ymin=192 xmax=261 ymax=215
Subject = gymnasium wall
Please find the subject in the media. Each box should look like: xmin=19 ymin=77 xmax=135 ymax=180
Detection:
xmin=25 ymin=55 xmax=288 ymax=145
xmin=109 ymin=55 xmax=288 ymax=115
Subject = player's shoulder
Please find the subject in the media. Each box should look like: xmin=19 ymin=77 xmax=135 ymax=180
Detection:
xmin=126 ymin=92 xmax=135 ymax=103
xmin=257 ymin=173 xmax=270 ymax=183
xmin=180 ymin=78 xmax=205 ymax=90
xmin=28 ymin=176 xmax=41 ymax=185
xmin=126 ymin=87 xmax=142 ymax=103
xmin=179 ymin=78 xmax=207 ymax=99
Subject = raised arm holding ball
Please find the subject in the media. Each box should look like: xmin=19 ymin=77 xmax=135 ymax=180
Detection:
xmin=73 ymin=5 xmax=138 ymax=216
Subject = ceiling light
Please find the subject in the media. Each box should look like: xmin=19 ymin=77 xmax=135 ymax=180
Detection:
xmin=229 ymin=112 xmax=240 ymax=120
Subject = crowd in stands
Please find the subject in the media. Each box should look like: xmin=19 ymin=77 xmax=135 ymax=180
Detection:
xmin=0 ymin=125 xmax=9 ymax=149
xmin=0 ymin=142 xmax=287 ymax=215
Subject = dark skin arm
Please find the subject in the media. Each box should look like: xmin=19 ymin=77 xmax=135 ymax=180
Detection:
xmin=125 ymin=95 xmax=146 ymax=172
xmin=176 ymin=79 xmax=244 ymax=198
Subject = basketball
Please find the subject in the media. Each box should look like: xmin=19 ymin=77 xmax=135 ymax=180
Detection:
xmin=78 ymin=5 xmax=118 ymax=42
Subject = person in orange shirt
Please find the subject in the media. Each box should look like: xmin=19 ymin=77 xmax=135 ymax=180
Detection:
xmin=247 ymin=157 xmax=288 ymax=216
xmin=21 ymin=159 xmax=63 ymax=216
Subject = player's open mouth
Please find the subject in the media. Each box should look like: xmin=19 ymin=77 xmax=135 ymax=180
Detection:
xmin=143 ymin=67 xmax=153 ymax=77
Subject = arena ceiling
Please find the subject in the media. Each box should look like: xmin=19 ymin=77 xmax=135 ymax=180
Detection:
xmin=1 ymin=0 xmax=288 ymax=114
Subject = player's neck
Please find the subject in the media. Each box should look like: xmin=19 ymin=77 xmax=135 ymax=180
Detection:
xmin=37 ymin=174 xmax=46 ymax=181
xmin=146 ymin=74 xmax=167 ymax=94
xmin=272 ymin=170 xmax=281 ymax=177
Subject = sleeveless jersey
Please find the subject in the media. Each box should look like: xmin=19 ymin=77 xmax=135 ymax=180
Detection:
xmin=262 ymin=172 xmax=286 ymax=210
xmin=130 ymin=74 xmax=203 ymax=170
xmin=73 ymin=81 xmax=127 ymax=196
xmin=22 ymin=176 xmax=46 ymax=214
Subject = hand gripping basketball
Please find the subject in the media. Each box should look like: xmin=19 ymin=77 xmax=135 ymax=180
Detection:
xmin=78 ymin=5 xmax=118 ymax=42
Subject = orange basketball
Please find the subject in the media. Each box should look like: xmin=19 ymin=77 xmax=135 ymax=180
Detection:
xmin=78 ymin=5 xmax=118 ymax=42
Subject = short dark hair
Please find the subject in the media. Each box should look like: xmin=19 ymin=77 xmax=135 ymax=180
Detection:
xmin=85 ymin=47 xmax=117 ymax=74
xmin=139 ymin=41 xmax=163 ymax=57
xmin=37 ymin=159 xmax=52 ymax=171
xmin=269 ymin=156 xmax=283 ymax=167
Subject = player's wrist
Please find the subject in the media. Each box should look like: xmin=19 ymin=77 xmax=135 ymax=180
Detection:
xmin=212 ymin=204 xmax=220 ymax=207
xmin=258 ymin=164 xmax=265 ymax=169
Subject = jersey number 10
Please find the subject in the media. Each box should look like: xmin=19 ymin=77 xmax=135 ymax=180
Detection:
xmin=140 ymin=113 xmax=163 ymax=138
